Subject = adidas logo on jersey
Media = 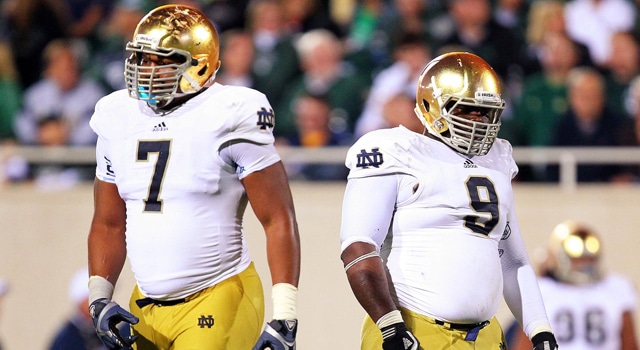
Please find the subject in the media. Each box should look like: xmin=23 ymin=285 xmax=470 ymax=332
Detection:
xmin=463 ymin=159 xmax=477 ymax=168
xmin=152 ymin=122 xmax=168 ymax=132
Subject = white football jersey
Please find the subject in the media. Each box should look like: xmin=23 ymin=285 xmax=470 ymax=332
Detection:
xmin=90 ymin=83 xmax=280 ymax=300
xmin=539 ymin=274 xmax=638 ymax=349
xmin=342 ymin=126 xmax=520 ymax=323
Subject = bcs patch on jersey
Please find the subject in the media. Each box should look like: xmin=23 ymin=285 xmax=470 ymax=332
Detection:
xmin=356 ymin=148 xmax=384 ymax=169
xmin=256 ymin=107 xmax=274 ymax=130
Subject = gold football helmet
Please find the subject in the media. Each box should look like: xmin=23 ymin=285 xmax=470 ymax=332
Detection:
xmin=545 ymin=220 xmax=602 ymax=284
xmin=414 ymin=52 xmax=505 ymax=156
xmin=124 ymin=4 xmax=221 ymax=108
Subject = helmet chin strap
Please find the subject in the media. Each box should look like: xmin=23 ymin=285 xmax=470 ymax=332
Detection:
xmin=149 ymin=66 xmax=221 ymax=112
xmin=414 ymin=105 xmax=431 ymax=130
xmin=177 ymin=68 xmax=219 ymax=96
xmin=414 ymin=105 xmax=446 ymax=138
xmin=181 ymin=73 xmax=203 ymax=93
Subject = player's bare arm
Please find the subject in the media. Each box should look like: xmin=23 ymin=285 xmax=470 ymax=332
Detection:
xmin=88 ymin=178 xmax=127 ymax=283
xmin=242 ymin=160 xmax=300 ymax=287
xmin=87 ymin=178 xmax=138 ymax=349
xmin=245 ymin=161 xmax=301 ymax=350
xmin=341 ymin=242 xmax=396 ymax=322
xmin=622 ymin=311 xmax=639 ymax=350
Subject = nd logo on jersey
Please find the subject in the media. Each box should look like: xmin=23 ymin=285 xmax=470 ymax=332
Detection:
xmin=356 ymin=148 xmax=384 ymax=169
xmin=256 ymin=107 xmax=275 ymax=130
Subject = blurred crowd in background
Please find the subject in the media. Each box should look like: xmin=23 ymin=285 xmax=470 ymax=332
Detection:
xmin=0 ymin=0 xmax=640 ymax=184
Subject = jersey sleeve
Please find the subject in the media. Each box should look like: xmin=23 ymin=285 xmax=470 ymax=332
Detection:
xmin=494 ymin=139 xmax=519 ymax=180
xmin=89 ymin=95 xmax=116 ymax=183
xmin=340 ymin=175 xmax=399 ymax=252
xmin=216 ymin=88 xmax=276 ymax=147
xmin=95 ymin=135 xmax=116 ymax=183
xmin=345 ymin=129 xmax=415 ymax=179
xmin=609 ymin=274 xmax=638 ymax=312
xmin=500 ymin=209 xmax=552 ymax=338
xmin=219 ymin=142 xmax=280 ymax=179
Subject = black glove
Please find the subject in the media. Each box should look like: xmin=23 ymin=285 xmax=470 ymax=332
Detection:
xmin=90 ymin=298 xmax=139 ymax=349
xmin=252 ymin=319 xmax=298 ymax=350
xmin=381 ymin=322 xmax=420 ymax=350
xmin=532 ymin=331 xmax=559 ymax=350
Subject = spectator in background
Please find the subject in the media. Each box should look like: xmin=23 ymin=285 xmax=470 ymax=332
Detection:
xmin=1 ymin=0 xmax=68 ymax=89
xmin=518 ymin=0 xmax=592 ymax=79
xmin=343 ymin=0 xmax=385 ymax=58
xmin=48 ymin=268 xmax=106 ymax=350
xmin=0 ymin=40 xmax=27 ymax=184
xmin=626 ymin=74 xmax=640 ymax=140
xmin=13 ymin=39 xmax=105 ymax=185
xmin=355 ymin=32 xmax=431 ymax=138
xmin=14 ymin=39 xmax=103 ymax=147
xmin=380 ymin=92 xmax=425 ymax=133
xmin=492 ymin=0 xmax=529 ymax=44
xmin=63 ymin=0 xmax=113 ymax=50
xmin=520 ymin=0 xmax=566 ymax=74
xmin=280 ymin=0 xmax=344 ymax=38
xmin=84 ymin=2 xmax=146 ymax=93
xmin=506 ymin=32 xmax=582 ymax=181
xmin=615 ymin=74 xmax=640 ymax=182
xmin=376 ymin=0 xmax=448 ymax=52
xmin=246 ymin=0 xmax=301 ymax=111
xmin=547 ymin=66 xmax=630 ymax=182
xmin=434 ymin=0 xmax=526 ymax=84
xmin=0 ymin=40 xmax=21 ymax=142
xmin=201 ymin=0 xmax=251 ymax=33
xmin=276 ymin=29 xmax=371 ymax=139
xmin=603 ymin=32 xmax=640 ymax=120
xmin=564 ymin=0 xmax=636 ymax=68
xmin=508 ymin=32 xmax=581 ymax=147
xmin=509 ymin=220 xmax=638 ymax=350
xmin=283 ymin=93 xmax=351 ymax=181
xmin=337 ymin=0 xmax=383 ymax=79
xmin=216 ymin=29 xmax=255 ymax=88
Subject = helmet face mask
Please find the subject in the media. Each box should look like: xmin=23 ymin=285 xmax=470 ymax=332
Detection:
xmin=124 ymin=5 xmax=221 ymax=109
xmin=546 ymin=221 xmax=602 ymax=285
xmin=414 ymin=52 xmax=505 ymax=156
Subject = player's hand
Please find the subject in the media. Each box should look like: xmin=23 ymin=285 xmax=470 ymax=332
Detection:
xmin=381 ymin=322 xmax=420 ymax=350
xmin=532 ymin=331 xmax=558 ymax=350
xmin=252 ymin=319 xmax=297 ymax=350
xmin=90 ymin=298 xmax=139 ymax=349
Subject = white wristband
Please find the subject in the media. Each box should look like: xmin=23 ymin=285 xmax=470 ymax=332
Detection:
xmin=530 ymin=324 xmax=554 ymax=339
xmin=88 ymin=275 xmax=114 ymax=304
xmin=272 ymin=283 xmax=297 ymax=320
xmin=376 ymin=310 xmax=404 ymax=329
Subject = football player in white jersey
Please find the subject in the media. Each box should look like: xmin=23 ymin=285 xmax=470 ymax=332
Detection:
xmin=339 ymin=52 xmax=558 ymax=350
xmin=511 ymin=221 xmax=639 ymax=350
xmin=86 ymin=5 xmax=300 ymax=350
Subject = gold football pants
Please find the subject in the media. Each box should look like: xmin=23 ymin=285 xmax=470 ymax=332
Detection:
xmin=128 ymin=262 xmax=264 ymax=350
xmin=361 ymin=307 xmax=506 ymax=350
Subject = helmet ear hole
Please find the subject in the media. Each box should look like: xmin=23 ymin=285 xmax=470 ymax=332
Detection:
xmin=422 ymin=99 xmax=430 ymax=112
xmin=197 ymin=64 xmax=207 ymax=76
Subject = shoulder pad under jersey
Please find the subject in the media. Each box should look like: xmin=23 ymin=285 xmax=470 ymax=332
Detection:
xmin=213 ymin=85 xmax=276 ymax=147
xmin=345 ymin=127 xmax=418 ymax=179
